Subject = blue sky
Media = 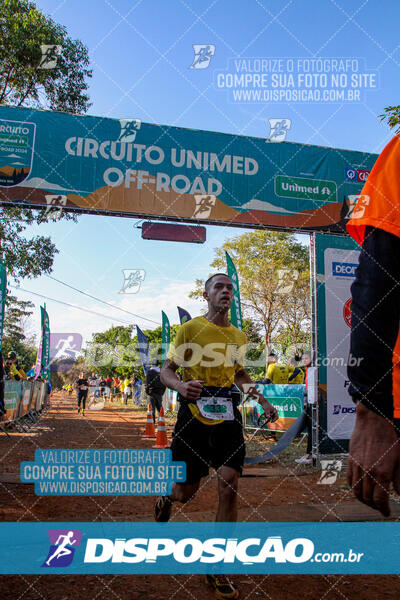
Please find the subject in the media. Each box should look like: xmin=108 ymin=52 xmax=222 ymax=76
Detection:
xmin=15 ymin=0 xmax=400 ymax=345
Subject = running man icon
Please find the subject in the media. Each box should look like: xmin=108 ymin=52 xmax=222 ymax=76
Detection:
xmin=42 ymin=529 xmax=82 ymax=568
xmin=46 ymin=531 xmax=76 ymax=566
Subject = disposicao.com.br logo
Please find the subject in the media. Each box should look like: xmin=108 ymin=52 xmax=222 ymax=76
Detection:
xmin=82 ymin=536 xmax=363 ymax=566
xmin=42 ymin=529 xmax=82 ymax=567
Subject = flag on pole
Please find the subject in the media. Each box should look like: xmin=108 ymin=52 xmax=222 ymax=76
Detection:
xmin=225 ymin=252 xmax=243 ymax=330
xmin=42 ymin=306 xmax=50 ymax=380
xmin=161 ymin=311 xmax=170 ymax=365
xmin=136 ymin=326 xmax=150 ymax=374
xmin=177 ymin=306 xmax=192 ymax=324
xmin=35 ymin=305 xmax=50 ymax=380
xmin=0 ymin=260 xmax=7 ymax=352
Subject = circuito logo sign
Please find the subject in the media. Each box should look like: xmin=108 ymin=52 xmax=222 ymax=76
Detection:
xmin=42 ymin=529 xmax=82 ymax=568
xmin=357 ymin=169 xmax=370 ymax=182
xmin=0 ymin=119 xmax=36 ymax=188
xmin=345 ymin=168 xmax=357 ymax=181
xmin=345 ymin=167 xmax=370 ymax=183
xmin=343 ymin=298 xmax=352 ymax=328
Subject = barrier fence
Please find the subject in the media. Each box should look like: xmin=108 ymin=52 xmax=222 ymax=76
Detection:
xmin=1 ymin=380 xmax=49 ymax=433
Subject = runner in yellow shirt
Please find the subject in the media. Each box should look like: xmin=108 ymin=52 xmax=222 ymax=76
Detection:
xmin=154 ymin=273 xmax=278 ymax=600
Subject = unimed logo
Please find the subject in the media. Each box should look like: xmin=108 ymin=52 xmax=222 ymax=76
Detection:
xmin=332 ymin=262 xmax=358 ymax=277
xmin=83 ymin=536 xmax=314 ymax=565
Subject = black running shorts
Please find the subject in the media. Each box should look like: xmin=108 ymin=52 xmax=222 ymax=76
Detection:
xmin=170 ymin=402 xmax=245 ymax=484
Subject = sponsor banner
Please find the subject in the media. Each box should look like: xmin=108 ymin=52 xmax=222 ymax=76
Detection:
xmin=0 ymin=118 xmax=35 ymax=187
xmin=275 ymin=175 xmax=337 ymax=203
xmin=315 ymin=234 xmax=361 ymax=450
xmin=161 ymin=311 xmax=170 ymax=366
xmin=3 ymin=380 xmax=22 ymax=421
xmin=324 ymin=247 xmax=360 ymax=439
xmin=0 ymin=105 xmax=378 ymax=234
xmin=226 ymin=252 xmax=242 ymax=329
xmin=41 ymin=306 xmax=50 ymax=380
xmin=331 ymin=261 xmax=358 ymax=278
xmin=136 ymin=326 xmax=150 ymax=374
xmin=345 ymin=167 xmax=370 ymax=183
xmin=242 ymin=384 xmax=305 ymax=432
xmin=1 ymin=522 xmax=400 ymax=574
xmin=0 ymin=259 xmax=6 ymax=351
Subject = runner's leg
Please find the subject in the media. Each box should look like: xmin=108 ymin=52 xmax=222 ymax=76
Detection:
xmin=216 ymin=466 xmax=239 ymax=522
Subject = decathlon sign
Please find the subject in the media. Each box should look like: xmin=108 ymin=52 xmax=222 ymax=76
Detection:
xmin=332 ymin=261 xmax=358 ymax=277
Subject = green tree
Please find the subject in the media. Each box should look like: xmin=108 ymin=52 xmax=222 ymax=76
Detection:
xmin=2 ymin=294 xmax=37 ymax=370
xmin=0 ymin=0 xmax=92 ymax=112
xmin=380 ymin=105 xmax=400 ymax=132
xmin=0 ymin=0 xmax=92 ymax=280
xmin=85 ymin=324 xmax=180 ymax=379
xmin=190 ymin=231 xmax=310 ymax=373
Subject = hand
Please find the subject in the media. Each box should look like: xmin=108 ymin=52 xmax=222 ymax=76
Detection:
xmin=260 ymin=398 xmax=279 ymax=423
xmin=178 ymin=380 xmax=203 ymax=401
xmin=347 ymin=403 xmax=400 ymax=517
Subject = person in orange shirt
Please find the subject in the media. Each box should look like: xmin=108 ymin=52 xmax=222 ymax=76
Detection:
xmin=346 ymin=134 xmax=400 ymax=517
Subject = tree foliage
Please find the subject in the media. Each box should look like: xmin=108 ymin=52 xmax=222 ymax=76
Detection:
xmin=0 ymin=0 xmax=91 ymax=277
xmin=0 ymin=0 xmax=92 ymax=113
xmin=84 ymin=324 xmax=180 ymax=379
xmin=2 ymin=293 xmax=37 ymax=370
xmin=190 ymin=230 xmax=310 ymax=355
xmin=380 ymin=105 xmax=400 ymax=133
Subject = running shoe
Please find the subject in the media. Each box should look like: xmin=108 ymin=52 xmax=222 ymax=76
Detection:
xmin=205 ymin=574 xmax=239 ymax=599
xmin=77 ymin=407 xmax=81 ymax=414
xmin=295 ymin=455 xmax=312 ymax=464
xmin=82 ymin=409 xmax=85 ymax=416
xmin=154 ymin=496 xmax=172 ymax=522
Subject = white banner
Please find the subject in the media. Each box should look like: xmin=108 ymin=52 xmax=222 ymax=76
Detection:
xmin=324 ymin=247 xmax=360 ymax=439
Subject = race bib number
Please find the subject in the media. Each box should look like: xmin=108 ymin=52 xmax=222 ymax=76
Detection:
xmin=80 ymin=386 xmax=88 ymax=391
xmin=197 ymin=397 xmax=234 ymax=421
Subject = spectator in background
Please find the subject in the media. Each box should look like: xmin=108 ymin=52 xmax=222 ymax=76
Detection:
xmin=146 ymin=360 xmax=166 ymax=423
xmin=4 ymin=351 xmax=26 ymax=380
xmin=99 ymin=376 xmax=106 ymax=398
xmin=113 ymin=376 xmax=120 ymax=399
xmin=74 ymin=372 xmax=89 ymax=416
xmin=288 ymin=354 xmax=306 ymax=384
xmin=134 ymin=374 xmax=142 ymax=405
xmin=263 ymin=352 xmax=291 ymax=385
xmin=123 ymin=376 xmax=131 ymax=405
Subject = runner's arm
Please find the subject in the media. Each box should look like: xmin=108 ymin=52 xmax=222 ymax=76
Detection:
xmin=160 ymin=359 xmax=203 ymax=400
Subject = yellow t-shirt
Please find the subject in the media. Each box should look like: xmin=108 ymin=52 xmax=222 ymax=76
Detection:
xmin=288 ymin=366 xmax=306 ymax=385
xmin=266 ymin=363 xmax=292 ymax=384
xmin=167 ymin=316 xmax=247 ymax=424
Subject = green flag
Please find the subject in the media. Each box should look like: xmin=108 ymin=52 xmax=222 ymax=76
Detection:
xmin=161 ymin=311 xmax=170 ymax=366
xmin=41 ymin=306 xmax=51 ymax=380
xmin=226 ymin=252 xmax=242 ymax=330
xmin=0 ymin=260 xmax=7 ymax=352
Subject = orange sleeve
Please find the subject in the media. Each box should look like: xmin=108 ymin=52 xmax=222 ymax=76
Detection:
xmin=347 ymin=134 xmax=400 ymax=244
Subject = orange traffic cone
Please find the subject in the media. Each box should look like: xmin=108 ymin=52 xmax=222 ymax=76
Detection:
xmin=153 ymin=407 xmax=169 ymax=448
xmin=144 ymin=404 xmax=156 ymax=438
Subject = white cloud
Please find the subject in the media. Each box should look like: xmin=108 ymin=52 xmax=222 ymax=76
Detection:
xmin=18 ymin=177 xmax=88 ymax=193
xmin=240 ymin=198 xmax=297 ymax=214
xmin=15 ymin=280 xmax=205 ymax=349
